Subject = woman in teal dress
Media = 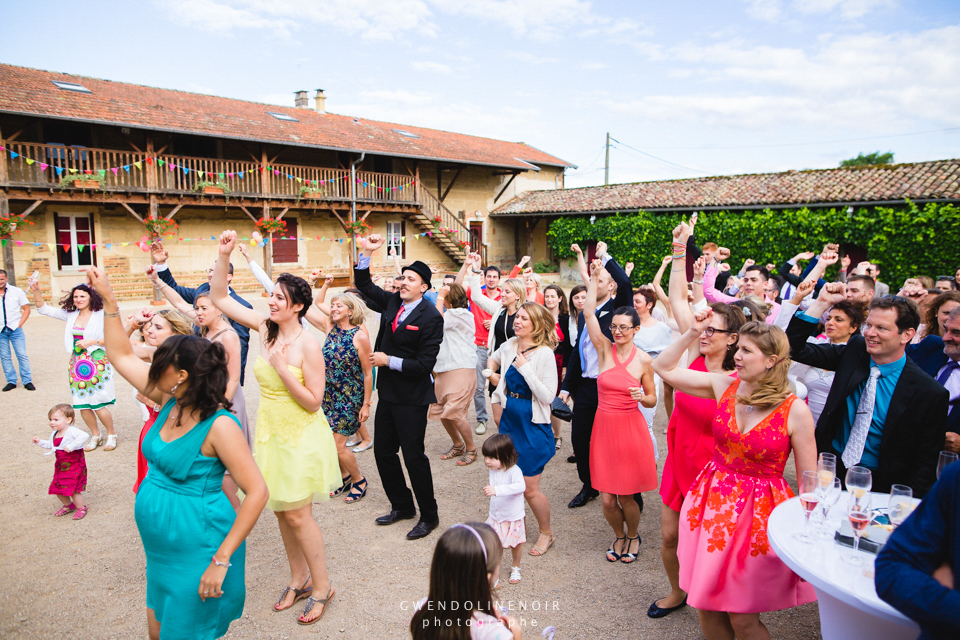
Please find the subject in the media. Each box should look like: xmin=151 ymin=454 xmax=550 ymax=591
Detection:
xmin=86 ymin=266 xmax=268 ymax=640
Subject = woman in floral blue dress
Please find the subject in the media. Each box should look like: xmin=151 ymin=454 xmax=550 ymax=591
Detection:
xmin=316 ymin=291 xmax=373 ymax=503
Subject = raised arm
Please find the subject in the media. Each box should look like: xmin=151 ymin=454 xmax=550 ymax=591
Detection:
xmin=599 ymin=243 xmax=633 ymax=309
xmin=652 ymin=255 xmax=672 ymax=313
xmin=454 ymin=253 xmax=471 ymax=286
xmin=691 ymin=256 xmax=706 ymax=305
xmin=28 ymin=282 xmax=68 ymax=320
xmin=82 ymin=266 xmax=167 ymax=405
xmin=390 ymin=245 xmax=402 ymax=277
xmin=150 ymin=240 xmax=199 ymax=304
xmin=668 ymin=222 xmax=694 ymax=334
xmin=508 ymin=255 xmax=530 ymax=279
xmin=305 ymin=273 xmax=333 ymax=334
xmin=209 ymin=231 xmax=267 ymax=332
xmin=653 ymin=307 xmax=735 ymax=400
xmin=584 ymin=260 xmax=612 ymax=369
xmin=238 ymin=241 xmax=275 ymax=294
xmin=570 ymin=244 xmax=590 ymax=286
xmin=354 ymin=235 xmax=392 ymax=313
xmin=147 ymin=266 xmax=199 ymax=322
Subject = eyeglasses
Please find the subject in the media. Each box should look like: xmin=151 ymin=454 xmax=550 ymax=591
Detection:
xmin=609 ymin=324 xmax=636 ymax=334
xmin=703 ymin=327 xmax=732 ymax=337
xmin=937 ymin=276 xmax=956 ymax=282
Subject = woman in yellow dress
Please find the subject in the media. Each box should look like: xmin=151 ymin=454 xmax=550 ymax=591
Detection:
xmin=209 ymin=230 xmax=341 ymax=627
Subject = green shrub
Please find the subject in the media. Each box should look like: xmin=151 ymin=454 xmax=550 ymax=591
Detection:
xmin=532 ymin=258 xmax=558 ymax=273
xmin=545 ymin=201 xmax=960 ymax=288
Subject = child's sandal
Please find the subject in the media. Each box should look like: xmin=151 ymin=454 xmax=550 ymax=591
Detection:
xmin=73 ymin=506 xmax=89 ymax=520
xmin=509 ymin=566 xmax=522 ymax=584
xmin=54 ymin=503 xmax=76 ymax=517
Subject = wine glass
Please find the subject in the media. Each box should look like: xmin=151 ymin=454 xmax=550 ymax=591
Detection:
xmin=845 ymin=466 xmax=872 ymax=509
xmin=888 ymin=485 xmax=914 ymax=529
xmin=815 ymin=477 xmax=843 ymax=540
xmin=794 ymin=471 xmax=820 ymax=544
xmin=937 ymin=451 xmax=959 ymax=480
xmin=817 ymin=453 xmax=836 ymax=495
xmin=843 ymin=492 xmax=873 ymax=565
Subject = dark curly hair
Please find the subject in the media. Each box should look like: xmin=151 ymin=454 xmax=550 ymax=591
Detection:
xmin=148 ymin=335 xmax=231 ymax=428
xmin=59 ymin=283 xmax=103 ymax=312
xmin=265 ymin=273 xmax=313 ymax=346
xmin=711 ymin=303 xmax=747 ymax=371
xmin=921 ymin=290 xmax=960 ymax=339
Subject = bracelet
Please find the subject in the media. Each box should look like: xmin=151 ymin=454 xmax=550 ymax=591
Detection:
xmin=212 ymin=556 xmax=232 ymax=568
xmin=672 ymin=254 xmax=686 ymax=260
xmin=104 ymin=311 xmax=120 ymax=318
xmin=671 ymin=267 xmax=686 ymax=272
xmin=692 ymin=279 xmax=703 ymax=285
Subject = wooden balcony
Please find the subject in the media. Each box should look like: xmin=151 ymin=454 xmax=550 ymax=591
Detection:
xmin=1 ymin=140 xmax=482 ymax=265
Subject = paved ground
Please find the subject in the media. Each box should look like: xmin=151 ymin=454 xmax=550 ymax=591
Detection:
xmin=1 ymin=301 xmax=822 ymax=639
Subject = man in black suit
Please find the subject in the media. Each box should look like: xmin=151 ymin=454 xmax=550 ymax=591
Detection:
xmin=559 ymin=241 xmax=634 ymax=508
xmin=355 ymin=234 xmax=444 ymax=540
xmin=906 ymin=306 xmax=960 ymax=455
xmin=787 ymin=283 xmax=947 ymax=497
xmin=151 ymin=240 xmax=253 ymax=384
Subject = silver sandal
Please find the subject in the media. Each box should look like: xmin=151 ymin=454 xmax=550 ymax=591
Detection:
xmin=297 ymin=585 xmax=335 ymax=625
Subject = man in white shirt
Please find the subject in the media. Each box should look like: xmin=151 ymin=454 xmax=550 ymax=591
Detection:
xmin=0 ymin=269 xmax=34 ymax=391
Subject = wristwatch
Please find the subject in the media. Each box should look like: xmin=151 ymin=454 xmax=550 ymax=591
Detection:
xmin=471 ymin=269 xmax=482 ymax=274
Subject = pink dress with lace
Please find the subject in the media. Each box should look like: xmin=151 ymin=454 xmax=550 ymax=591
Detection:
xmin=677 ymin=380 xmax=816 ymax=613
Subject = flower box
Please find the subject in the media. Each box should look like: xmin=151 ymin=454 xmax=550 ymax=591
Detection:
xmin=203 ymin=186 xmax=224 ymax=195
xmin=73 ymin=179 xmax=101 ymax=189
xmin=301 ymin=191 xmax=322 ymax=199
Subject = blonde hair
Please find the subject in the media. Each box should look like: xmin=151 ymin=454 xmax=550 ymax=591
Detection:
xmin=156 ymin=309 xmax=195 ymax=336
xmin=519 ymin=302 xmax=558 ymax=350
xmin=501 ymin=278 xmax=527 ymax=306
xmin=736 ymin=322 xmax=792 ymax=410
xmin=330 ymin=291 xmax=368 ymax=327
xmin=192 ymin=294 xmax=224 ymax=337
xmin=525 ymin=272 xmax=543 ymax=291
xmin=48 ymin=403 xmax=75 ymax=422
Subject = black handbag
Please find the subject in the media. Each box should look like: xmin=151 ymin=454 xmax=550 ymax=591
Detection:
xmin=551 ymin=396 xmax=573 ymax=421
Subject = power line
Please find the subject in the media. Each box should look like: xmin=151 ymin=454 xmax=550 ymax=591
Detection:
xmin=567 ymin=143 xmax=608 ymax=174
xmin=609 ymin=137 xmax=708 ymax=175
xmin=638 ymin=126 xmax=960 ymax=151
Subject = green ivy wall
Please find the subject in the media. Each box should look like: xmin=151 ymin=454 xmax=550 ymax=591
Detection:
xmin=545 ymin=201 xmax=960 ymax=288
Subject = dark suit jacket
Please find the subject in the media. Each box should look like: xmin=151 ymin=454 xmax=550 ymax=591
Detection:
xmin=787 ymin=314 xmax=948 ymax=497
xmin=157 ymin=267 xmax=252 ymax=385
xmin=561 ymin=256 xmax=633 ymax=396
xmin=355 ymin=264 xmax=443 ymax=406
xmin=906 ymin=336 xmax=960 ymax=435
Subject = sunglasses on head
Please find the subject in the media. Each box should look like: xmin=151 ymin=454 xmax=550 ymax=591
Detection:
xmin=937 ymin=276 xmax=956 ymax=282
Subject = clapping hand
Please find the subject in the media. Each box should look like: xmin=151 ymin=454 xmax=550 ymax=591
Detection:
xmin=218 ymin=230 xmax=238 ymax=255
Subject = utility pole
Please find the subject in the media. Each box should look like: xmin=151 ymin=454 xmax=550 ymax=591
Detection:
xmin=604 ymin=132 xmax=610 ymax=186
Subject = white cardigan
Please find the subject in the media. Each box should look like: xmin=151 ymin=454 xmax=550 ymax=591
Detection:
xmin=488 ymin=464 xmax=526 ymax=522
xmin=467 ymin=272 xmax=510 ymax=354
xmin=36 ymin=305 xmax=105 ymax=355
xmin=36 ymin=425 xmax=89 ymax=455
xmin=489 ymin=337 xmax=557 ymax=424
xmin=435 ymin=308 xmax=478 ymax=373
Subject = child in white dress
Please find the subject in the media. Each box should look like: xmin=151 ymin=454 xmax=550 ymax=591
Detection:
xmin=482 ymin=434 xmax=527 ymax=585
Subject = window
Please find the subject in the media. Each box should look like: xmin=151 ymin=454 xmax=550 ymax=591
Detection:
xmin=387 ymin=221 xmax=405 ymax=259
xmin=273 ymin=218 xmax=299 ymax=264
xmin=392 ymin=129 xmax=420 ymax=139
xmin=55 ymin=213 xmax=96 ymax=270
xmin=52 ymin=81 xmax=92 ymax=94
xmin=266 ymin=111 xmax=299 ymax=122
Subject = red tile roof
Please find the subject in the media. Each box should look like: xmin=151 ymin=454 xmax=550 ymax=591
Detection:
xmin=491 ymin=159 xmax=960 ymax=216
xmin=0 ymin=63 xmax=572 ymax=171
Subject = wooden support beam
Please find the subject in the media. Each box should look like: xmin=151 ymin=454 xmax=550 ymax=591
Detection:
xmin=19 ymin=199 xmax=44 ymax=218
xmin=155 ymin=143 xmax=170 ymax=155
xmin=436 ymin=165 xmax=442 ymax=203
xmin=5 ymin=128 xmax=24 ymax=142
xmin=330 ymin=209 xmax=349 ymax=230
xmin=268 ymin=151 xmax=282 ymax=165
xmin=494 ymin=173 xmax=518 ymax=203
xmin=275 ymin=207 xmax=290 ymax=221
xmin=402 ymin=160 xmax=416 ymax=177
xmin=164 ymin=204 xmax=184 ymax=220
xmin=360 ymin=210 xmax=372 ymax=222
xmin=125 ymin=138 xmax=143 ymax=153
xmin=238 ymin=205 xmax=257 ymax=222
xmin=120 ymin=202 xmax=145 ymax=223
xmin=440 ymin=166 xmax=463 ymax=203
xmin=246 ymin=149 xmax=260 ymax=163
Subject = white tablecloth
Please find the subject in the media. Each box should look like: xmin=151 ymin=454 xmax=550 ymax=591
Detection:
xmin=768 ymin=492 xmax=920 ymax=640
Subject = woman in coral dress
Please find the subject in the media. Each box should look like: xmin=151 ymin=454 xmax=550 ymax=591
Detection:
xmin=654 ymin=311 xmax=817 ymax=640
xmin=582 ymin=260 xmax=658 ymax=564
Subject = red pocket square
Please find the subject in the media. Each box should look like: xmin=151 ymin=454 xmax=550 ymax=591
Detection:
xmin=406 ymin=325 xmax=419 ymax=330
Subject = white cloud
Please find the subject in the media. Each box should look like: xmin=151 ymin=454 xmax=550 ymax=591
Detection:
xmin=413 ymin=61 xmax=453 ymax=73
xmin=743 ymin=0 xmax=895 ymax=22
xmin=506 ymin=51 xmax=559 ymax=64
xmin=355 ymin=90 xmax=436 ymax=107
xmin=744 ymin=0 xmax=783 ymax=22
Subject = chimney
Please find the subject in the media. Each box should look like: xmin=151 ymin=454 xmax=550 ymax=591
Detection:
xmin=294 ymin=90 xmax=309 ymax=108
xmin=314 ymin=89 xmax=326 ymax=114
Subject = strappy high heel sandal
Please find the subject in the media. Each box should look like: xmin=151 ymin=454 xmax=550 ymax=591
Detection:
xmin=621 ymin=535 xmax=641 ymax=563
xmin=274 ymin=578 xmax=312 ymax=612
xmin=344 ymin=477 xmax=368 ymax=503
xmin=456 ymin=448 xmax=478 ymax=466
xmin=330 ymin=475 xmax=352 ymax=498
xmin=440 ymin=443 xmax=466 ymax=460
xmin=297 ymin=584 xmax=335 ymax=625
xmin=606 ymin=537 xmax=625 ymax=562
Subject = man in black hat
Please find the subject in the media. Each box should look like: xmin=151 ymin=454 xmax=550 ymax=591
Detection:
xmin=355 ymin=234 xmax=444 ymax=539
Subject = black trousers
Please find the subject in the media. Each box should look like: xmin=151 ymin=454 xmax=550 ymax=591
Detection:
xmin=373 ymin=400 xmax=438 ymax=521
xmin=571 ymin=378 xmax=599 ymax=491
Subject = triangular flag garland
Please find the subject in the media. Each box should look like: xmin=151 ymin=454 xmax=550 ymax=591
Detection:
xmin=0 ymin=146 xmax=419 ymax=194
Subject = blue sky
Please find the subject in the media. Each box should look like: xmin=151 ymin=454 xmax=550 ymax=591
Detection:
xmin=2 ymin=0 xmax=959 ymax=187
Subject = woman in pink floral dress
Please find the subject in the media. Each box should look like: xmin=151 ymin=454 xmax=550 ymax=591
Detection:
xmin=654 ymin=311 xmax=817 ymax=640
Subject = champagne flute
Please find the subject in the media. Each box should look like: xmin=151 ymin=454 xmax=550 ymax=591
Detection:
xmin=815 ymin=477 xmax=842 ymax=540
xmin=843 ymin=492 xmax=873 ymax=565
xmin=794 ymin=471 xmax=820 ymax=543
xmin=845 ymin=466 xmax=872 ymax=509
xmin=888 ymin=485 xmax=913 ymax=529
xmin=937 ymin=451 xmax=959 ymax=480
xmin=817 ymin=453 xmax=837 ymax=498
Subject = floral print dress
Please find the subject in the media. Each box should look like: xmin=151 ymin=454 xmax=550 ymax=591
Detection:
xmin=322 ymin=324 xmax=364 ymax=437
xmin=677 ymin=380 xmax=816 ymax=613
xmin=69 ymin=325 xmax=116 ymax=410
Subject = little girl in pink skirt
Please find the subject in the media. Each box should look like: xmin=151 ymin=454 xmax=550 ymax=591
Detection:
xmin=481 ymin=434 xmax=527 ymax=585
xmin=33 ymin=403 xmax=89 ymax=520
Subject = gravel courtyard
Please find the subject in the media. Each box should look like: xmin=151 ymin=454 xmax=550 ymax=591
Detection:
xmin=1 ymin=301 xmax=822 ymax=639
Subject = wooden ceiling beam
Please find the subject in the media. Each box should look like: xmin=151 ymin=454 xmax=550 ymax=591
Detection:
xmin=120 ymin=202 xmax=145 ymax=223
xmin=164 ymin=204 xmax=183 ymax=221
xmin=18 ymin=199 xmax=44 ymax=218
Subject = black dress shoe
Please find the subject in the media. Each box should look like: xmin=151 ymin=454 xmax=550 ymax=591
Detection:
xmin=566 ymin=455 xmax=577 ymax=463
xmin=24 ymin=383 xmax=36 ymax=391
xmin=567 ymin=486 xmax=599 ymax=508
xmin=2 ymin=383 xmax=15 ymax=392
xmin=375 ymin=510 xmax=417 ymax=526
xmin=406 ymin=519 xmax=440 ymax=540
xmin=647 ymin=596 xmax=688 ymax=618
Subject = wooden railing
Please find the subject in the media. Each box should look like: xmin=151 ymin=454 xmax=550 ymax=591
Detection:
xmin=420 ymin=188 xmax=470 ymax=250
xmin=0 ymin=140 xmax=416 ymax=204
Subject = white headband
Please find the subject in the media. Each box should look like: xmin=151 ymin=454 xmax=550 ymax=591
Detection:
xmin=451 ymin=523 xmax=487 ymax=563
